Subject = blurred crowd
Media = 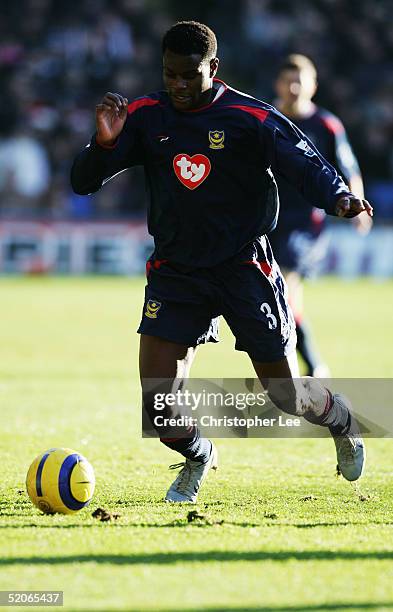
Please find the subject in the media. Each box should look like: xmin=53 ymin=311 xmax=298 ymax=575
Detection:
xmin=0 ymin=0 xmax=392 ymax=220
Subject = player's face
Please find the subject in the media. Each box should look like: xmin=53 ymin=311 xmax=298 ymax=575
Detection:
xmin=275 ymin=68 xmax=317 ymax=104
xmin=163 ymin=49 xmax=218 ymax=111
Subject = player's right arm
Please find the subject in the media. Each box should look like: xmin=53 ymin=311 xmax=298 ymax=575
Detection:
xmin=263 ymin=110 xmax=372 ymax=220
xmin=71 ymin=92 xmax=142 ymax=195
xmin=326 ymin=113 xmax=372 ymax=233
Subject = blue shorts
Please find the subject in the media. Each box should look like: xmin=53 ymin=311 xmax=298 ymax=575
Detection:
xmin=137 ymin=237 xmax=296 ymax=363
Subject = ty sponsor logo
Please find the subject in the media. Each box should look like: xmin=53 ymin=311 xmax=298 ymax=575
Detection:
xmin=173 ymin=153 xmax=211 ymax=190
xmin=208 ymin=130 xmax=225 ymax=149
xmin=145 ymin=299 xmax=162 ymax=319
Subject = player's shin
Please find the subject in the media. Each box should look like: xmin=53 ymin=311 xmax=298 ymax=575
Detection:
xmin=267 ymin=377 xmax=365 ymax=481
xmin=142 ymin=385 xmax=212 ymax=463
xmin=264 ymin=377 xmax=349 ymax=430
xmin=294 ymin=378 xmax=350 ymax=430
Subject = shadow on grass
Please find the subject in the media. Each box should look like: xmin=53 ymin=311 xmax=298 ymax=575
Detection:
xmin=293 ymin=521 xmax=393 ymax=528
xmin=2 ymin=520 xmax=393 ymax=530
xmin=89 ymin=601 xmax=393 ymax=612
xmin=1 ymin=549 xmax=393 ymax=566
xmin=0 ymin=513 xmax=34 ymax=518
xmin=0 ymin=521 xmax=260 ymax=529
xmin=63 ymin=604 xmax=393 ymax=611
xmin=106 ymin=601 xmax=393 ymax=612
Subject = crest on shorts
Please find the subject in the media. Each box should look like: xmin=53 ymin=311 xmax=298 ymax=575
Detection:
xmin=208 ymin=130 xmax=225 ymax=149
xmin=145 ymin=299 xmax=162 ymax=319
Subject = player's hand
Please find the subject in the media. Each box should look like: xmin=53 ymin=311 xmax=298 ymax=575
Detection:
xmin=335 ymin=195 xmax=373 ymax=219
xmin=351 ymin=210 xmax=373 ymax=235
xmin=96 ymin=92 xmax=128 ymax=146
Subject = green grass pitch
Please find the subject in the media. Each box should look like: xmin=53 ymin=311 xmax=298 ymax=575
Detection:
xmin=1 ymin=276 xmax=393 ymax=611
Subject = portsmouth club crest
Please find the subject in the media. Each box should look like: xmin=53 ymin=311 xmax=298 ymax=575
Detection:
xmin=208 ymin=130 xmax=225 ymax=149
xmin=145 ymin=299 xmax=162 ymax=319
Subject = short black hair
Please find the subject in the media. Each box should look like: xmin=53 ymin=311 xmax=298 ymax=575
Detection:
xmin=162 ymin=21 xmax=217 ymax=60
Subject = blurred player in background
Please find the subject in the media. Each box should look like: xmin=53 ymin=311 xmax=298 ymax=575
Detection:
xmin=71 ymin=23 xmax=372 ymax=504
xmin=269 ymin=54 xmax=372 ymax=376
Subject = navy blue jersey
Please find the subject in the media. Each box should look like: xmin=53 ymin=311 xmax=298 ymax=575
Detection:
xmin=273 ymin=106 xmax=360 ymax=234
xmin=71 ymin=80 xmax=351 ymax=267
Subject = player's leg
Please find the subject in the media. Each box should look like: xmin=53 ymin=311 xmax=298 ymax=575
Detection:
xmin=138 ymin=256 xmax=218 ymax=458
xmin=139 ymin=333 xmax=195 ymax=379
xmin=251 ymin=355 xmax=365 ymax=481
xmin=220 ymin=237 xmax=364 ymax=481
xmin=138 ymin=257 xmax=220 ymax=502
xmin=251 ymin=353 xmax=333 ymax=422
xmin=139 ymin=334 xmax=217 ymax=502
xmin=284 ymin=268 xmax=329 ymax=377
xmin=139 ymin=334 xmax=208 ymax=459
xmin=270 ymin=226 xmax=330 ymax=376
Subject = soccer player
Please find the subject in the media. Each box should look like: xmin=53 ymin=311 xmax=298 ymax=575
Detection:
xmin=71 ymin=22 xmax=373 ymax=503
xmin=270 ymin=54 xmax=372 ymax=376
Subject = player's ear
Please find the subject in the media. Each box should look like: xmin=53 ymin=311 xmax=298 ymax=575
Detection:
xmin=210 ymin=57 xmax=219 ymax=78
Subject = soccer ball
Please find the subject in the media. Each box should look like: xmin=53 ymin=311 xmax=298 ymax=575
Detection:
xmin=26 ymin=448 xmax=95 ymax=515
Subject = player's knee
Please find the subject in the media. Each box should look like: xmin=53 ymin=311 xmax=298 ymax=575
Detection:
xmin=267 ymin=379 xmax=298 ymax=415
xmin=267 ymin=377 xmax=328 ymax=418
xmin=177 ymin=346 xmax=196 ymax=378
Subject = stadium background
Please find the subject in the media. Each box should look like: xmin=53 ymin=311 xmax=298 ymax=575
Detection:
xmin=0 ymin=0 xmax=392 ymax=276
xmin=2 ymin=4 xmax=393 ymax=610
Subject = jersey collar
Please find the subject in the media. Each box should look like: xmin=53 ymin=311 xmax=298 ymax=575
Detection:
xmin=181 ymin=78 xmax=228 ymax=113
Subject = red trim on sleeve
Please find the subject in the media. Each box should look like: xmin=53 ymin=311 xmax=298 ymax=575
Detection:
xmin=127 ymin=98 xmax=159 ymax=115
xmin=243 ymin=260 xmax=272 ymax=276
xmin=227 ymin=105 xmax=269 ymax=123
xmin=319 ymin=115 xmax=344 ymax=135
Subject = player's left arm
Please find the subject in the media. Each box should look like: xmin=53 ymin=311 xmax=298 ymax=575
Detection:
xmin=329 ymin=116 xmax=372 ymax=233
xmin=263 ymin=111 xmax=373 ymax=220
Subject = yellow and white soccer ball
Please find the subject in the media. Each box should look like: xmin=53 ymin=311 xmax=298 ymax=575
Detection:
xmin=26 ymin=448 xmax=95 ymax=514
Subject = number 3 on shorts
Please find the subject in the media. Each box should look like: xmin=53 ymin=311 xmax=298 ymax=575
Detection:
xmin=260 ymin=302 xmax=278 ymax=330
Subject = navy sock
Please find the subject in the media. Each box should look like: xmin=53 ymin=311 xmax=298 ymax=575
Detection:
xmin=161 ymin=429 xmax=212 ymax=463
xmin=296 ymin=319 xmax=321 ymax=375
xmin=328 ymin=406 xmax=352 ymax=436
xmin=142 ymin=385 xmax=212 ymax=463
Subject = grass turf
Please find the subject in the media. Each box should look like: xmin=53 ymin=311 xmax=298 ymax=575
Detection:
xmin=1 ymin=276 xmax=393 ymax=611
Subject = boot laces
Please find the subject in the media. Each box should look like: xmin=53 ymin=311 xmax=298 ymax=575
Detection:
xmin=169 ymin=461 xmax=193 ymax=494
xmin=337 ymin=436 xmax=357 ymax=463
